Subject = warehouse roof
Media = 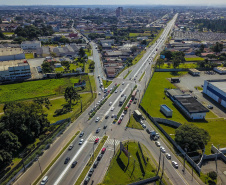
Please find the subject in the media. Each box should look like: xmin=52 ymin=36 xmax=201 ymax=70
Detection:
xmin=0 ymin=48 xmax=24 ymax=56
xmin=210 ymin=81 xmax=226 ymax=93
xmin=0 ymin=60 xmax=28 ymax=71
xmin=174 ymin=95 xmax=209 ymax=113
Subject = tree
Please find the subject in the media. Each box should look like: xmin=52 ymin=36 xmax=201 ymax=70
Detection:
xmin=79 ymin=48 xmax=86 ymax=58
xmin=64 ymin=86 xmax=80 ymax=109
xmin=156 ymin=58 xmax=164 ymax=69
xmin=200 ymin=44 xmax=205 ymax=53
xmin=126 ymin=57 xmax=133 ymax=66
xmin=0 ymin=29 xmax=5 ymax=39
xmin=175 ymin=123 xmax=210 ymax=153
xmin=89 ymin=60 xmax=95 ymax=70
xmin=161 ymin=50 xmax=173 ymax=60
xmin=41 ymin=62 xmax=53 ymax=73
xmin=130 ymin=46 xmax=137 ymax=54
xmin=172 ymin=57 xmax=181 ymax=69
xmin=212 ymin=42 xmax=223 ymax=54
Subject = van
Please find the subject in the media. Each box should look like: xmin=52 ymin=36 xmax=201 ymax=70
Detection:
xmin=41 ymin=176 xmax=48 ymax=185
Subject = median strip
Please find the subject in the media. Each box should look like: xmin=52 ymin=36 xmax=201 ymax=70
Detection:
xmin=33 ymin=131 xmax=80 ymax=185
xmin=139 ymin=71 xmax=145 ymax=82
xmin=74 ymin=136 xmax=108 ymax=185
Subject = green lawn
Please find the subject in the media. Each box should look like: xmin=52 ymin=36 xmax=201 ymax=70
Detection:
xmin=44 ymin=93 xmax=93 ymax=123
xmin=84 ymin=49 xmax=92 ymax=57
xmin=141 ymin=72 xmax=225 ymax=154
xmin=160 ymin=63 xmax=198 ymax=69
xmin=25 ymin=53 xmax=34 ymax=59
xmin=69 ymin=64 xmax=77 ymax=70
xmin=132 ymin=50 xmax=146 ymax=65
xmin=55 ymin=67 xmax=64 ymax=72
xmin=103 ymin=80 xmax=112 ymax=88
xmin=3 ymin=32 xmax=14 ymax=35
xmin=103 ymin=142 xmax=157 ymax=185
xmin=185 ymin=57 xmax=204 ymax=62
xmin=0 ymin=76 xmax=93 ymax=103
xmin=129 ymin=32 xmax=152 ymax=37
xmin=127 ymin=116 xmax=144 ymax=130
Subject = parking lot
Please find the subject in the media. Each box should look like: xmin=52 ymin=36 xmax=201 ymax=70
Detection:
xmin=174 ymin=71 xmax=226 ymax=118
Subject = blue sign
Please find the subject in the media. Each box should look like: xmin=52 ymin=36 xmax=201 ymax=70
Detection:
xmin=160 ymin=55 xmax=165 ymax=59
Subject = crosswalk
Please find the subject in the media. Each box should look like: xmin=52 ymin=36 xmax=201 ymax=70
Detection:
xmin=88 ymin=135 xmax=120 ymax=146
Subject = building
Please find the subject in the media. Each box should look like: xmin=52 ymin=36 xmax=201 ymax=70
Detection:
xmin=116 ymin=7 xmax=123 ymax=17
xmin=171 ymin=77 xmax=180 ymax=83
xmin=172 ymin=95 xmax=209 ymax=120
xmin=21 ymin=41 xmax=41 ymax=50
xmin=203 ymin=79 xmax=226 ymax=108
xmin=189 ymin=69 xmax=200 ymax=76
xmin=0 ymin=60 xmax=31 ymax=81
xmin=0 ymin=48 xmax=25 ymax=61
xmin=213 ymin=67 xmax=226 ymax=74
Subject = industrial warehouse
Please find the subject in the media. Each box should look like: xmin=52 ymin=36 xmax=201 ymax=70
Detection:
xmin=203 ymin=79 xmax=226 ymax=108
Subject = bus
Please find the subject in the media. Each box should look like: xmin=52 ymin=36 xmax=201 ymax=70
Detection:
xmin=131 ymin=89 xmax=137 ymax=100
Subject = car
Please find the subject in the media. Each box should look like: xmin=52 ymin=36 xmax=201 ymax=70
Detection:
xmin=130 ymin=100 xmax=133 ymax=103
xmin=101 ymin=147 xmax=106 ymax=154
xmin=121 ymin=94 xmax=124 ymax=97
xmin=142 ymin=124 xmax=146 ymax=128
xmin=111 ymin=107 xmax=115 ymax=111
xmin=121 ymin=113 xmax=125 ymax=117
xmin=103 ymin=125 xmax=107 ymax=129
xmin=115 ymin=90 xmax=118 ymax=93
xmin=71 ymin=161 xmax=77 ymax=168
xmin=166 ymin=153 xmax=171 ymax=160
xmin=84 ymin=177 xmax=90 ymax=185
xmin=68 ymin=144 xmax=74 ymax=150
xmin=96 ymin=128 xmax=101 ymax=133
xmin=110 ymin=88 xmax=113 ymax=91
xmin=156 ymin=133 xmax=160 ymax=138
xmin=64 ymin=157 xmax=70 ymax=164
xmin=172 ymin=161 xmax=178 ymax=168
xmin=96 ymin=102 xmax=100 ymax=105
xmin=146 ymin=128 xmax=150 ymax=133
xmin=111 ymin=114 xmax=115 ymax=118
xmin=79 ymin=139 xmax=84 ymax=145
xmin=207 ymin=105 xmax=213 ymax=109
xmin=134 ymin=100 xmax=137 ymax=104
xmin=40 ymin=176 xmax=48 ymax=185
xmin=95 ymin=138 xmax=99 ymax=143
xmin=98 ymin=101 xmax=101 ymax=104
xmin=141 ymin=116 xmax=145 ymax=120
xmin=95 ymin=117 xmax=100 ymax=122
xmin=97 ymin=154 xmax=103 ymax=161
xmin=160 ymin=146 xmax=166 ymax=153
xmin=120 ymin=89 xmax=123 ymax=92
xmin=93 ymin=160 xmax=99 ymax=168
xmin=98 ymin=92 xmax=101 ymax=95
xmin=122 ymin=82 xmax=125 ymax=85
xmin=109 ymin=102 xmax=112 ymax=106
xmin=118 ymin=120 xmax=122 ymax=124
xmin=79 ymin=132 xmax=84 ymax=137
xmin=88 ymin=168 xmax=94 ymax=177
xmin=105 ymin=115 xmax=109 ymax=119
xmin=155 ymin=141 xmax=161 ymax=147
xmin=140 ymin=120 xmax=144 ymax=125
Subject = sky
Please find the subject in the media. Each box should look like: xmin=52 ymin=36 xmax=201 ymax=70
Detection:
xmin=1 ymin=0 xmax=226 ymax=6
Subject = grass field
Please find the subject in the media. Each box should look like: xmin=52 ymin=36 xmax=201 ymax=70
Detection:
xmin=127 ymin=116 xmax=144 ymax=130
xmin=55 ymin=67 xmax=64 ymax=72
xmin=25 ymin=53 xmax=34 ymax=59
xmin=129 ymin=32 xmax=152 ymax=37
xmin=160 ymin=63 xmax=198 ymax=69
xmin=103 ymin=142 xmax=157 ymax=185
xmin=103 ymin=80 xmax=112 ymax=88
xmin=3 ymin=32 xmax=14 ymax=35
xmin=185 ymin=57 xmax=204 ymax=62
xmin=0 ymin=75 xmax=92 ymax=103
xmin=84 ymin=49 xmax=92 ymax=57
xmin=44 ymin=93 xmax=93 ymax=123
xmin=141 ymin=72 xmax=224 ymax=154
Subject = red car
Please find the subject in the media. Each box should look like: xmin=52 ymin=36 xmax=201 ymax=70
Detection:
xmin=130 ymin=100 xmax=133 ymax=102
xmin=118 ymin=120 xmax=121 ymax=124
xmin=101 ymin=147 xmax=106 ymax=154
xmin=95 ymin=138 xmax=99 ymax=143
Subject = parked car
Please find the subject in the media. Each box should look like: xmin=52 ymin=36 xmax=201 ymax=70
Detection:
xmin=84 ymin=177 xmax=90 ymax=185
xmin=118 ymin=120 xmax=122 ymax=124
xmin=68 ymin=144 xmax=74 ymax=150
xmin=64 ymin=157 xmax=70 ymax=164
xmin=95 ymin=117 xmax=100 ymax=122
xmin=101 ymin=147 xmax=106 ymax=154
xmin=111 ymin=114 xmax=115 ymax=118
xmin=103 ymin=125 xmax=107 ymax=129
xmin=172 ymin=161 xmax=178 ymax=168
xmin=95 ymin=138 xmax=99 ymax=143
xmin=111 ymin=107 xmax=115 ymax=111
xmin=115 ymin=90 xmax=118 ymax=93
xmin=79 ymin=139 xmax=84 ymax=145
xmin=93 ymin=160 xmax=99 ymax=168
xmin=109 ymin=102 xmax=112 ymax=106
xmin=155 ymin=141 xmax=161 ymax=147
xmin=79 ymin=132 xmax=84 ymax=138
xmin=97 ymin=154 xmax=103 ymax=161
xmin=98 ymin=92 xmax=101 ymax=95
xmin=160 ymin=146 xmax=166 ymax=153
xmin=105 ymin=115 xmax=109 ymax=119
xmin=207 ymin=105 xmax=213 ymax=109
xmin=88 ymin=168 xmax=94 ymax=177
xmin=146 ymin=129 xmax=150 ymax=134
xmin=142 ymin=124 xmax=146 ymax=128
xmin=122 ymin=82 xmax=125 ymax=85
xmin=71 ymin=161 xmax=77 ymax=168
xmin=96 ymin=128 xmax=101 ymax=133
xmin=166 ymin=153 xmax=171 ymax=160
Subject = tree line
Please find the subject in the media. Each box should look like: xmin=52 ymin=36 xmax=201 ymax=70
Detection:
xmin=194 ymin=19 xmax=226 ymax=33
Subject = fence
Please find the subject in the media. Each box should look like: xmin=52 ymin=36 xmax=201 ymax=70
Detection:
xmin=153 ymin=118 xmax=181 ymax=128
xmin=139 ymin=104 xmax=202 ymax=175
xmin=128 ymin=176 xmax=160 ymax=185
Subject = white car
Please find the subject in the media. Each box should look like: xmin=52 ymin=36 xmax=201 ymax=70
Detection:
xmin=122 ymin=82 xmax=125 ymax=85
xmin=172 ymin=161 xmax=178 ymax=168
xmin=79 ymin=139 xmax=84 ymax=145
xmin=121 ymin=113 xmax=125 ymax=117
xmin=166 ymin=153 xmax=171 ymax=160
xmin=95 ymin=117 xmax=100 ymax=122
xmin=110 ymin=88 xmax=112 ymax=91
xmin=142 ymin=124 xmax=146 ymax=128
xmin=109 ymin=102 xmax=112 ymax=106
xmin=111 ymin=114 xmax=115 ymax=118
xmin=98 ymin=92 xmax=101 ymax=95
xmin=111 ymin=107 xmax=115 ymax=111
xmin=120 ymin=89 xmax=123 ymax=92
xmin=140 ymin=120 xmax=144 ymax=125
xmin=160 ymin=146 xmax=166 ymax=153
xmin=155 ymin=141 xmax=161 ymax=147
xmin=115 ymin=90 xmax=118 ymax=93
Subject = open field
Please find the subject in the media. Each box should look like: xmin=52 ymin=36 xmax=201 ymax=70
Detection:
xmin=25 ymin=53 xmax=34 ymax=59
xmin=55 ymin=67 xmax=64 ymax=72
xmin=3 ymin=32 xmax=14 ymax=35
xmin=103 ymin=142 xmax=157 ymax=185
xmin=129 ymin=32 xmax=152 ymax=37
xmin=127 ymin=116 xmax=144 ymax=130
xmin=159 ymin=63 xmax=198 ymax=69
xmin=141 ymin=72 xmax=224 ymax=154
xmin=0 ymin=75 xmax=92 ymax=103
xmin=185 ymin=57 xmax=204 ymax=62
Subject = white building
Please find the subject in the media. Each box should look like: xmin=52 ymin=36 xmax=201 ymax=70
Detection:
xmin=203 ymin=80 xmax=226 ymax=108
xmin=0 ymin=60 xmax=31 ymax=81
xmin=173 ymin=95 xmax=209 ymax=120
xmin=213 ymin=67 xmax=226 ymax=74
xmin=160 ymin=104 xmax=173 ymax=117
xmin=21 ymin=41 xmax=41 ymax=50
xmin=0 ymin=48 xmax=25 ymax=61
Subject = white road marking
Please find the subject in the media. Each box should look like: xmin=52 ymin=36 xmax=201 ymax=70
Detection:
xmin=53 ymin=133 xmax=92 ymax=185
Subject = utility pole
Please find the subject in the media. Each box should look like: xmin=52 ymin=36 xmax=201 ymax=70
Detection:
xmin=37 ymin=158 xmax=42 ymax=174
xmin=92 ymin=143 xmax=94 ymax=161
xmin=216 ymin=144 xmax=220 ymax=174
xmin=114 ymin=138 xmax=115 ymax=155
xmin=183 ymin=147 xmax=187 ymax=174
xmin=157 ymin=148 xmax=161 ymax=175
xmin=129 ymin=109 xmax=131 ymax=123
xmin=160 ymin=154 xmax=165 ymax=183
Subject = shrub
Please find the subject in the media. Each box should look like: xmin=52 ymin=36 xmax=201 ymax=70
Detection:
xmin=208 ymin=171 xmax=217 ymax=180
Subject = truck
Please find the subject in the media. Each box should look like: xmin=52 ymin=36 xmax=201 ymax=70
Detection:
xmin=131 ymin=89 xmax=137 ymax=100
xmin=133 ymin=110 xmax=142 ymax=119
xmin=119 ymin=96 xmax=126 ymax=106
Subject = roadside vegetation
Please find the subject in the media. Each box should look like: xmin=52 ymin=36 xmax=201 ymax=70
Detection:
xmin=126 ymin=116 xmax=144 ymax=130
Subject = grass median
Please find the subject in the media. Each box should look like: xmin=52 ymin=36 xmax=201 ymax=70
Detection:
xmin=33 ymin=131 xmax=80 ymax=185
xmin=123 ymin=70 xmax=132 ymax=79
xmin=74 ymin=136 xmax=108 ymax=185
xmin=127 ymin=116 xmax=144 ymax=130
xmin=139 ymin=72 xmax=145 ymax=82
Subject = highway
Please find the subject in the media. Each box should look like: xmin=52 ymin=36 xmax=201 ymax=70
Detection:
xmin=14 ymin=13 xmax=202 ymax=185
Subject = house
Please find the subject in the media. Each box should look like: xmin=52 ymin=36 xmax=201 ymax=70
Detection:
xmin=54 ymin=63 xmax=62 ymax=68
xmin=0 ymin=48 xmax=25 ymax=61
xmin=104 ymin=63 xmax=124 ymax=78
xmin=36 ymin=47 xmax=50 ymax=58
xmin=21 ymin=41 xmax=41 ymax=50
xmin=100 ymin=39 xmax=115 ymax=48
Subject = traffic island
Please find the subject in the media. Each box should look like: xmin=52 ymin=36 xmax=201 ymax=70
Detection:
xmin=126 ymin=116 xmax=144 ymax=130
xmin=74 ymin=136 xmax=108 ymax=185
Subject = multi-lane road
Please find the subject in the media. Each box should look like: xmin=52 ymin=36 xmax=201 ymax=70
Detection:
xmin=14 ymin=14 xmax=202 ymax=185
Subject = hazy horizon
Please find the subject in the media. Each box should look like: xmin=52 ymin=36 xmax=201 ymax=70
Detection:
xmin=1 ymin=0 xmax=226 ymax=6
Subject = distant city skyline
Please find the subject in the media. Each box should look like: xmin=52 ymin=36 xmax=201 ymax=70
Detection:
xmin=2 ymin=0 xmax=226 ymax=6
